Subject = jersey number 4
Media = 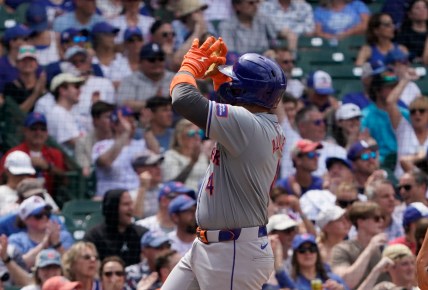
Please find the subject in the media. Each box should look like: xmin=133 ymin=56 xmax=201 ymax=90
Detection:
xmin=206 ymin=173 xmax=214 ymax=195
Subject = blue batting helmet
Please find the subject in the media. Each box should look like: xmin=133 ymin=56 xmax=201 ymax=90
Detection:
xmin=216 ymin=53 xmax=287 ymax=109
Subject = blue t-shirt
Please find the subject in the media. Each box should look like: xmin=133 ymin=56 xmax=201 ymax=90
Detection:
xmin=156 ymin=128 xmax=174 ymax=153
xmin=53 ymin=11 xmax=104 ymax=33
xmin=276 ymin=175 xmax=323 ymax=195
xmin=294 ymin=273 xmax=349 ymax=290
xmin=0 ymin=55 xmax=18 ymax=93
xmin=0 ymin=213 xmax=66 ymax=236
xmin=361 ymin=103 xmax=410 ymax=163
xmin=314 ymin=1 xmax=370 ymax=35
xmin=8 ymin=230 xmax=74 ymax=254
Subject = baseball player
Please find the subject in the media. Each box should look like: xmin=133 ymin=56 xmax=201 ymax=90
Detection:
xmin=162 ymin=36 xmax=287 ymax=290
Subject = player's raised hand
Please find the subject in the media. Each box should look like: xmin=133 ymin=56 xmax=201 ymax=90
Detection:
xmin=208 ymin=38 xmax=232 ymax=91
xmin=179 ymin=36 xmax=226 ymax=79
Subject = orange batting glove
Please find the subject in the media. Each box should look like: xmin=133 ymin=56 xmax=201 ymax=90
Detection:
xmin=208 ymin=38 xmax=232 ymax=91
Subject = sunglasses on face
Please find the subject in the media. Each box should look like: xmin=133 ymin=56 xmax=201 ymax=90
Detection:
xmin=296 ymin=245 xmax=317 ymax=254
xmin=336 ymin=199 xmax=358 ymax=208
xmin=398 ymin=184 xmax=412 ymax=191
xmin=358 ymin=151 xmax=377 ymax=161
xmin=29 ymin=125 xmax=47 ymax=132
xmin=369 ymin=215 xmax=384 ymax=222
xmin=81 ymin=254 xmax=98 ymax=261
xmin=103 ymin=271 xmax=125 ymax=277
xmin=162 ymin=31 xmax=176 ymax=38
xmin=186 ymin=129 xmax=204 ymax=138
xmin=32 ymin=212 xmax=51 ymax=220
xmin=312 ymin=119 xmax=326 ymax=126
xmin=301 ymin=151 xmax=320 ymax=159
xmin=145 ymin=57 xmax=165 ymax=63
xmin=246 ymin=0 xmax=260 ymax=5
xmin=73 ymin=35 xmax=88 ymax=43
xmin=410 ymin=108 xmax=427 ymax=115
xmin=126 ymin=37 xmax=143 ymax=43
xmin=282 ymin=59 xmax=294 ymax=65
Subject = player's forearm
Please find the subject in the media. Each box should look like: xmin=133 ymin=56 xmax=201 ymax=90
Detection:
xmin=417 ymin=228 xmax=428 ymax=288
xmin=171 ymin=82 xmax=209 ymax=129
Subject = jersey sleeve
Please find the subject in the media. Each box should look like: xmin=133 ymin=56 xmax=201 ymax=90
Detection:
xmin=206 ymin=101 xmax=256 ymax=156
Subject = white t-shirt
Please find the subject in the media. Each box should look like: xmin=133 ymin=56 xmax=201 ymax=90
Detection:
xmin=92 ymin=53 xmax=131 ymax=83
xmin=46 ymin=104 xmax=81 ymax=145
xmin=168 ymin=230 xmax=194 ymax=256
xmin=0 ymin=185 xmax=17 ymax=216
xmin=111 ymin=15 xmax=155 ymax=44
xmin=34 ymin=31 xmax=60 ymax=66
xmin=280 ymin=116 xmax=301 ymax=178
xmin=394 ymin=118 xmax=428 ymax=178
xmin=129 ymin=184 xmax=161 ymax=218
xmin=135 ymin=215 xmax=176 ymax=235
xmin=314 ymin=141 xmax=347 ymax=177
xmin=92 ymin=139 xmax=148 ymax=197
xmin=399 ymin=81 xmax=421 ymax=106
xmin=21 ymin=284 xmax=41 ymax=290
xmin=286 ymin=79 xmax=305 ymax=99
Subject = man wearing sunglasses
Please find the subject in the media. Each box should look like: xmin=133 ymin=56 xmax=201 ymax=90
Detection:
xmin=276 ymin=139 xmax=323 ymax=196
xmin=118 ymin=43 xmax=174 ymax=112
xmin=398 ymin=171 xmax=428 ymax=206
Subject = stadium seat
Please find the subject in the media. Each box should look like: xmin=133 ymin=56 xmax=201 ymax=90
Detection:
xmin=62 ymin=199 xmax=102 ymax=219
xmin=336 ymin=80 xmax=364 ymax=99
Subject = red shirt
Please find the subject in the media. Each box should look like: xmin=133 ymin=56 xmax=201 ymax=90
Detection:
xmin=388 ymin=236 xmax=417 ymax=254
xmin=0 ymin=143 xmax=66 ymax=195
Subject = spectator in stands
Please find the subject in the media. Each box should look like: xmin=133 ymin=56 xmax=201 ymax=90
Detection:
xmin=96 ymin=0 xmax=123 ymax=20
xmin=125 ymin=230 xmax=171 ymax=290
xmin=218 ymin=0 xmax=279 ymax=55
xmin=99 ymin=256 xmax=126 ymax=290
xmin=25 ymin=4 xmax=60 ymax=66
xmin=136 ymin=181 xmax=196 ymax=234
xmin=45 ymin=73 xmax=84 ymax=154
xmin=91 ymin=22 xmax=128 ymax=88
xmin=149 ymin=20 xmax=177 ymax=71
xmin=377 ymin=244 xmax=417 ymax=290
xmin=356 ymin=13 xmax=408 ymax=66
xmin=42 ymin=276 xmax=82 ymax=290
xmin=0 ymin=1 xmax=29 ymax=38
xmin=75 ymin=101 xmax=115 ymax=177
xmin=324 ymin=158 xmax=355 ymax=195
xmin=21 ymin=249 xmax=62 ymax=290
xmin=385 ymin=83 xmax=428 ymax=178
xmin=331 ymin=201 xmax=389 ymax=289
xmin=275 ymin=48 xmax=304 ymax=99
xmin=0 ymin=25 xmax=31 ymax=95
xmin=347 ymin=140 xmax=380 ymax=193
xmin=92 ymin=106 xmax=149 ymax=198
xmin=1 ymin=113 xmax=66 ymax=196
xmin=398 ymin=171 xmax=428 ymax=206
xmin=384 ymin=50 xmax=421 ymax=106
xmin=290 ymin=234 xmax=348 ymax=289
xmin=303 ymin=70 xmax=339 ymax=113
xmin=260 ymin=0 xmax=315 ymax=37
xmin=123 ymin=27 xmax=145 ymax=73
xmin=143 ymin=96 xmax=174 ymax=153
xmin=316 ymin=206 xmax=350 ymax=265
xmin=0 ymin=151 xmax=35 ymax=215
xmin=366 ymin=179 xmax=404 ymax=241
xmin=131 ymin=152 xmax=164 ymax=219
xmin=118 ymin=43 xmax=174 ymax=112
xmin=62 ymin=241 xmax=101 ymax=290
xmin=111 ymin=0 xmax=154 ymax=44
xmin=335 ymin=182 xmax=362 ymax=210
xmin=3 ymin=45 xmax=46 ymax=113
xmin=9 ymin=196 xmax=74 ymax=270
xmin=276 ymin=139 xmax=323 ymax=196
xmin=267 ymin=214 xmax=298 ymax=274
xmin=84 ymin=189 xmax=148 ymax=266
xmin=390 ymin=202 xmax=428 ymax=254
xmin=314 ymin=0 xmax=369 ymax=40
xmin=332 ymin=103 xmax=363 ymax=150
xmin=53 ymin=0 xmax=104 ymax=33
xmin=167 ymin=195 xmax=197 ymax=256
xmin=295 ymin=106 xmax=347 ymax=177
xmin=362 ymin=70 xmax=410 ymax=166
xmin=161 ymin=119 xmax=209 ymax=191
xmin=397 ymin=0 xmax=428 ymax=64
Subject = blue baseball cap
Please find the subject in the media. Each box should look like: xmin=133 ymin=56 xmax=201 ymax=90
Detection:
xmin=292 ymin=234 xmax=317 ymax=250
xmin=158 ymin=181 xmax=196 ymax=201
xmin=326 ymin=157 xmax=352 ymax=170
xmin=347 ymin=140 xmax=377 ymax=161
xmin=403 ymin=202 xmax=428 ymax=227
xmin=384 ymin=48 xmax=409 ymax=65
xmin=124 ymin=26 xmax=143 ymax=41
xmin=3 ymin=24 xmax=31 ymax=43
xmin=26 ymin=4 xmax=48 ymax=33
xmin=168 ymin=195 xmax=197 ymax=215
xmin=110 ymin=106 xmax=134 ymax=123
xmin=35 ymin=249 xmax=61 ymax=268
xmin=24 ymin=112 xmax=47 ymax=127
xmin=139 ymin=42 xmax=165 ymax=60
xmin=91 ymin=21 xmax=120 ymax=35
xmin=140 ymin=230 xmax=170 ymax=249
xmin=307 ymin=70 xmax=335 ymax=95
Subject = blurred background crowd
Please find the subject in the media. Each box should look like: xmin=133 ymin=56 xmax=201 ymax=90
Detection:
xmin=0 ymin=0 xmax=428 ymax=289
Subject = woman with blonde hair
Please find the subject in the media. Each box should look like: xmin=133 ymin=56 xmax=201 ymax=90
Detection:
xmin=62 ymin=242 xmax=100 ymax=290
xmin=161 ymin=119 xmax=209 ymax=191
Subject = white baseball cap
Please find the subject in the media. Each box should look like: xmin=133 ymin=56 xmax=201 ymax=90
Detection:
xmin=316 ymin=205 xmax=346 ymax=230
xmin=19 ymin=195 xmax=50 ymax=220
xmin=307 ymin=70 xmax=335 ymax=95
xmin=4 ymin=151 xmax=36 ymax=175
xmin=335 ymin=103 xmax=362 ymax=121
xmin=50 ymin=73 xmax=84 ymax=92
xmin=267 ymin=214 xmax=298 ymax=233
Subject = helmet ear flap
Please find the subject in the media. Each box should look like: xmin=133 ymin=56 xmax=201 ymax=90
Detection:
xmin=217 ymin=82 xmax=237 ymax=105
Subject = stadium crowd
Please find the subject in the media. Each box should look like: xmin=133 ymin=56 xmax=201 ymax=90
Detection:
xmin=0 ymin=0 xmax=427 ymax=289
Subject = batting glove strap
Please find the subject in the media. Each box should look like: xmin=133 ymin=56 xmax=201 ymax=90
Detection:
xmin=169 ymin=72 xmax=197 ymax=96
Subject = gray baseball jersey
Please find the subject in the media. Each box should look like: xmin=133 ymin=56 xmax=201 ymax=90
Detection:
xmin=197 ymin=101 xmax=285 ymax=230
